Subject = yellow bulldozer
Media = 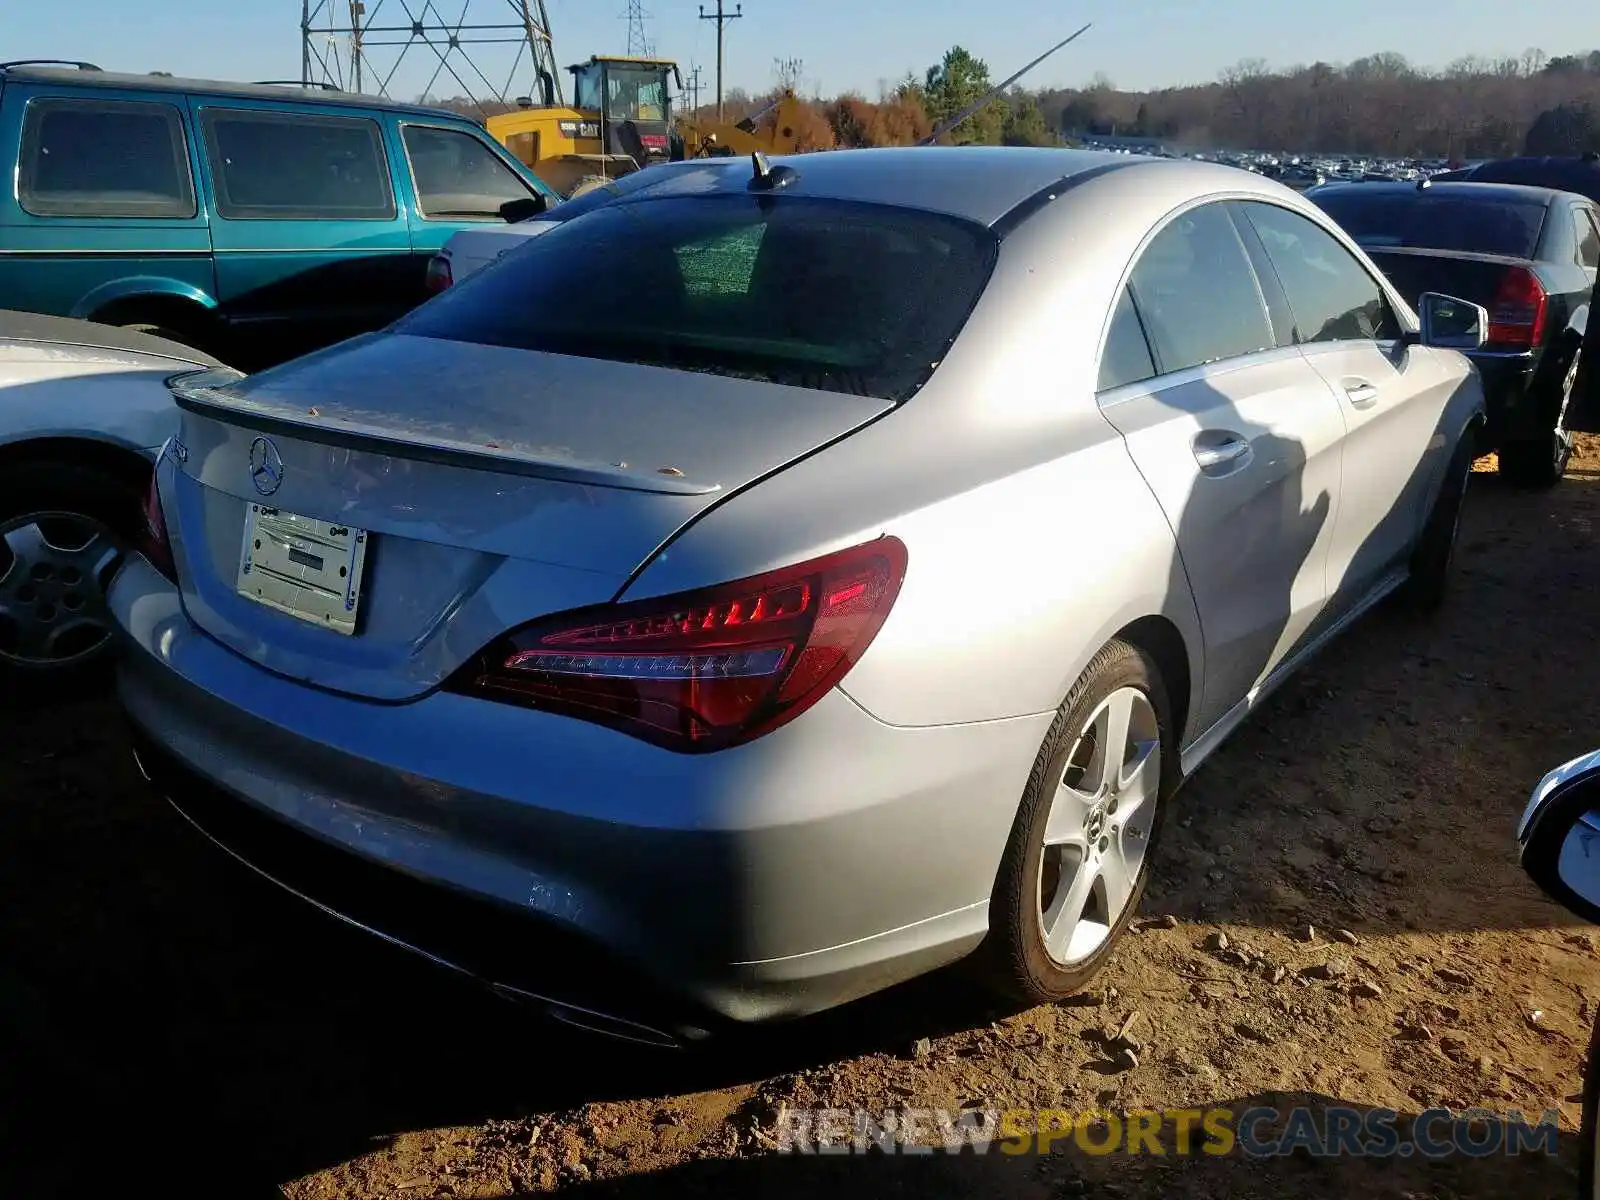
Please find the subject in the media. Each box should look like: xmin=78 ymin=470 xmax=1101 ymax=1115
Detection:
xmin=487 ymin=55 xmax=683 ymax=196
xmin=487 ymin=55 xmax=814 ymax=196
xmin=676 ymin=90 xmax=812 ymax=158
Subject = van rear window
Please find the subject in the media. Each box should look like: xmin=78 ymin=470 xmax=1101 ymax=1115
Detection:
xmin=19 ymin=97 xmax=196 ymax=219
xmin=398 ymin=195 xmax=998 ymax=402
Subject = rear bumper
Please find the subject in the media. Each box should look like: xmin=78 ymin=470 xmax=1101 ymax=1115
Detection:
xmin=110 ymin=554 xmax=1050 ymax=1035
xmin=1466 ymin=349 xmax=1544 ymax=443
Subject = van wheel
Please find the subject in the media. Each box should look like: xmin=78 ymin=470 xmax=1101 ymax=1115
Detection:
xmin=983 ymin=639 xmax=1177 ymax=1004
xmin=0 ymin=462 xmax=141 ymax=701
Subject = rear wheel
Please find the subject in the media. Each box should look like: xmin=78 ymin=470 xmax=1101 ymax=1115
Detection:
xmin=1499 ymin=348 xmax=1578 ymax=489
xmin=984 ymin=640 xmax=1175 ymax=1003
xmin=0 ymin=462 xmax=141 ymax=699
xmin=1401 ymin=429 xmax=1474 ymax=612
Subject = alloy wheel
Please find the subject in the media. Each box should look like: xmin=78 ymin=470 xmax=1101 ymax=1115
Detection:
xmin=1037 ymin=686 xmax=1162 ymax=966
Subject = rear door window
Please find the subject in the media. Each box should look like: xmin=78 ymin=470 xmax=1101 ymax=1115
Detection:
xmin=200 ymin=108 xmax=394 ymax=220
xmin=1241 ymin=202 xmax=1402 ymax=344
xmin=1098 ymin=286 xmax=1156 ymax=390
xmin=18 ymin=97 xmax=196 ymax=218
xmin=398 ymin=195 xmax=998 ymax=402
xmin=402 ymin=124 xmax=540 ymax=220
xmin=1127 ymin=202 xmax=1274 ymax=374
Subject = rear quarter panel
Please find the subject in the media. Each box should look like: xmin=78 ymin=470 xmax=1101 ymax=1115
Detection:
xmin=0 ymin=342 xmax=189 ymax=453
xmin=625 ymin=173 xmax=1211 ymax=734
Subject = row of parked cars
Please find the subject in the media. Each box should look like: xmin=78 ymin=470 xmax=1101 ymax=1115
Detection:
xmin=8 ymin=61 xmax=1600 ymax=1189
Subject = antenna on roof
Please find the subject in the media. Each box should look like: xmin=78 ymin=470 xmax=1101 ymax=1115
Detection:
xmin=917 ymin=23 xmax=1092 ymax=147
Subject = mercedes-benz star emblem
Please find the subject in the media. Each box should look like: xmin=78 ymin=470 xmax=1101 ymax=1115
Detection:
xmin=248 ymin=436 xmax=284 ymax=497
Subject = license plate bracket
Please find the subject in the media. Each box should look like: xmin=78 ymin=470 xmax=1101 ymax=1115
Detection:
xmin=236 ymin=503 xmax=369 ymax=636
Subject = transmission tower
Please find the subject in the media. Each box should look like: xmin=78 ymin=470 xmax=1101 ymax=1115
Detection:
xmin=299 ymin=0 xmax=563 ymax=110
xmin=622 ymin=0 xmax=654 ymax=57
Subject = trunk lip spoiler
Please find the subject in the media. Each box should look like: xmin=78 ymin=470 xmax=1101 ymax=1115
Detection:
xmin=165 ymin=368 xmax=721 ymax=497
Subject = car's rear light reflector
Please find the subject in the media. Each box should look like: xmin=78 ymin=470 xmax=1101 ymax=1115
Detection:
xmin=1485 ymin=266 xmax=1547 ymax=350
xmin=138 ymin=464 xmax=178 ymax=584
xmin=424 ymin=254 xmax=453 ymax=294
xmin=447 ymin=536 xmax=908 ymax=752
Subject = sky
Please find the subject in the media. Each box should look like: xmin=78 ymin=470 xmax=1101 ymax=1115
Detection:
xmin=9 ymin=0 xmax=1600 ymax=104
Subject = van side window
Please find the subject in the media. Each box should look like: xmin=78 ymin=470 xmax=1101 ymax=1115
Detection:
xmin=402 ymin=125 xmax=536 ymax=220
xmin=200 ymin=108 xmax=395 ymax=220
xmin=18 ymin=97 xmax=196 ymax=219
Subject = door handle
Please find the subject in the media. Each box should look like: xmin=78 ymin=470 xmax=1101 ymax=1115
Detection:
xmin=1344 ymin=381 xmax=1379 ymax=408
xmin=1192 ymin=434 xmax=1252 ymax=471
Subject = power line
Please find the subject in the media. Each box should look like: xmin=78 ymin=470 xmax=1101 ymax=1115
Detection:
xmin=622 ymin=0 xmax=654 ymax=57
xmin=298 ymin=0 xmax=563 ymax=109
xmin=697 ymin=0 xmax=742 ymax=120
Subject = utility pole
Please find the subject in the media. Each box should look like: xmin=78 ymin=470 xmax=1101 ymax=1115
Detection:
xmin=686 ymin=63 xmax=704 ymax=114
xmin=697 ymin=0 xmax=742 ymax=120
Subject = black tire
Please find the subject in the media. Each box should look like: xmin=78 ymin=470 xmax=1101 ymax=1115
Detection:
xmin=1499 ymin=347 xmax=1579 ymax=489
xmin=1400 ymin=430 xmax=1474 ymax=613
xmin=983 ymin=639 xmax=1178 ymax=1004
xmin=0 ymin=460 xmax=144 ymax=701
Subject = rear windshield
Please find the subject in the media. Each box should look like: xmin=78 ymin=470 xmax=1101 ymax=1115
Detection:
xmin=1312 ymin=191 xmax=1548 ymax=258
xmin=398 ymin=195 xmax=997 ymax=401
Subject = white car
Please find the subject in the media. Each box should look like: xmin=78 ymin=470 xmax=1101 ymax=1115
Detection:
xmin=0 ymin=311 xmax=219 ymax=686
xmin=429 ymin=162 xmax=720 ymax=288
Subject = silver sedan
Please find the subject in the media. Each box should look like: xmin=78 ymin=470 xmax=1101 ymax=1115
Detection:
xmin=112 ymin=147 xmax=1485 ymax=1045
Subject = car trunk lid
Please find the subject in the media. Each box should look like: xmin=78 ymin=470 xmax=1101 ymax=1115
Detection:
xmin=164 ymin=332 xmax=890 ymax=701
xmin=1364 ymin=246 xmax=1542 ymax=313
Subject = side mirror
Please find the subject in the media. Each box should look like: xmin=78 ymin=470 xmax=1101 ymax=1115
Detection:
xmin=1416 ymin=292 xmax=1488 ymax=350
xmin=1518 ymin=749 xmax=1600 ymax=924
xmin=499 ymin=194 xmax=549 ymax=223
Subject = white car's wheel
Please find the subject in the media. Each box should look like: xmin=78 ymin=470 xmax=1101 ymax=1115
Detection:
xmin=0 ymin=462 xmax=139 ymax=693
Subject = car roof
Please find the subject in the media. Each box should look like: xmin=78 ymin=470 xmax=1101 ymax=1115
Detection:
xmin=1311 ymin=180 xmax=1565 ymax=205
xmin=1451 ymin=156 xmax=1600 ymax=198
xmin=0 ymin=64 xmax=468 ymax=122
xmin=603 ymin=147 xmax=1274 ymax=229
xmin=0 ymin=309 xmax=220 ymax=365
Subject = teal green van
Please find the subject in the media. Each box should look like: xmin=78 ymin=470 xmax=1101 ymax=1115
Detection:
xmin=0 ymin=61 xmax=557 ymax=367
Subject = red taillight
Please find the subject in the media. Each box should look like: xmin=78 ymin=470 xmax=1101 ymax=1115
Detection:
xmin=138 ymin=468 xmax=178 ymax=583
xmin=424 ymin=254 xmax=453 ymax=294
xmin=450 ymin=536 xmax=909 ymax=752
xmin=1485 ymin=266 xmax=1547 ymax=350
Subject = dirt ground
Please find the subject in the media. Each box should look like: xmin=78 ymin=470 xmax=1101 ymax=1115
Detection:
xmin=7 ymin=440 xmax=1600 ymax=1200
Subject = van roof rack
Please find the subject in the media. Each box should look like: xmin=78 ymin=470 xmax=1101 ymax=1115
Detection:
xmin=0 ymin=59 xmax=103 ymax=71
xmin=252 ymin=79 xmax=341 ymax=91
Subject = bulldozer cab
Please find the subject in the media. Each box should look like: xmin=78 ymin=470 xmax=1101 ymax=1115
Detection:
xmin=568 ymin=56 xmax=680 ymax=167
